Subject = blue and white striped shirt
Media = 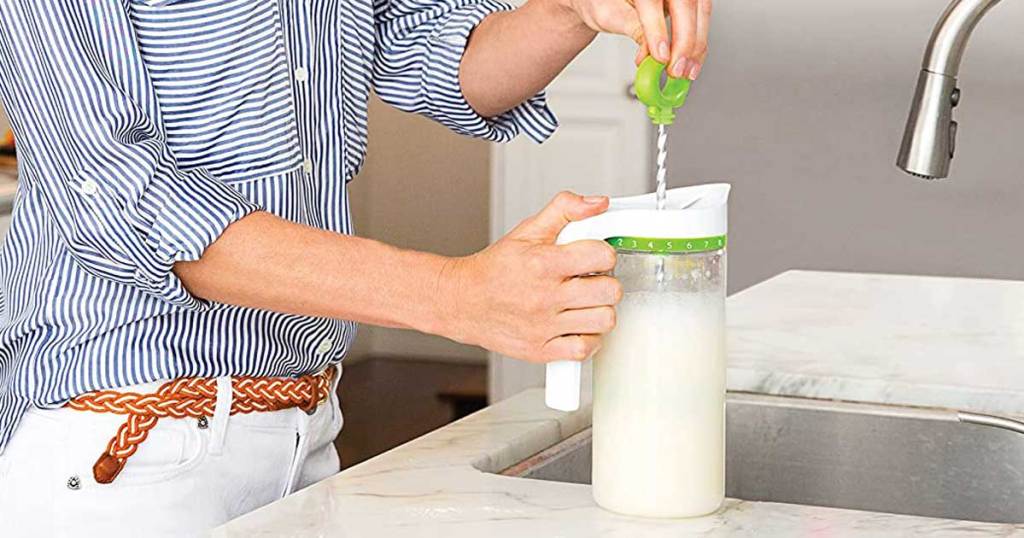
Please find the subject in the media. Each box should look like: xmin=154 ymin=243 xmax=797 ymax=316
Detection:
xmin=0 ymin=0 xmax=556 ymax=452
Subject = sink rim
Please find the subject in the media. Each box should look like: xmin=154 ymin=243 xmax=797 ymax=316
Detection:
xmin=497 ymin=391 xmax=1024 ymax=525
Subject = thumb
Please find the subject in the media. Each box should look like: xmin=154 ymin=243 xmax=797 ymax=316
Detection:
xmin=512 ymin=191 xmax=609 ymax=242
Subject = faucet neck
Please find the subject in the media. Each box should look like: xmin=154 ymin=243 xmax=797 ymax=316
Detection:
xmin=922 ymin=0 xmax=1003 ymax=77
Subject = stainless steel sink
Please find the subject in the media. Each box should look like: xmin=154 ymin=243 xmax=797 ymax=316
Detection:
xmin=500 ymin=393 xmax=1024 ymax=524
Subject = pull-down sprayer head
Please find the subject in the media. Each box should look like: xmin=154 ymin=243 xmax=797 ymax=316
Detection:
xmin=897 ymin=0 xmax=1003 ymax=179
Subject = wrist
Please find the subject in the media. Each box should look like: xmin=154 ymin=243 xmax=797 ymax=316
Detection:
xmin=423 ymin=255 xmax=472 ymax=345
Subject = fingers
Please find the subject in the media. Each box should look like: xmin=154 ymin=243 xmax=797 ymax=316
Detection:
xmin=559 ymin=275 xmax=623 ymax=310
xmin=634 ymin=40 xmax=649 ymax=65
xmin=555 ymin=306 xmax=617 ymax=336
xmin=693 ymin=0 xmax=712 ymax=71
xmin=553 ymin=240 xmax=617 ymax=277
xmin=512 ymin=191 xmax=609 ymax=242
xmin=666 ymin=0 xmax=697 ymax=78
xmin=634 ymin=0 xmax=670 ymax=64
xmin=541 ymin=334 xmax=605 ymax=362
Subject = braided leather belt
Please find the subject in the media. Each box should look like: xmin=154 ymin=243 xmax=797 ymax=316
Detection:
xmin=66 ymin=367 xmax=336 ymax=484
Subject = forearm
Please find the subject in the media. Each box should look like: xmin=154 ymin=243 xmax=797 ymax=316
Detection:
xmin=460 ymin=0 xmax=596 ymax=118
xmin=174 ymin=212 xmax=456 ymax=336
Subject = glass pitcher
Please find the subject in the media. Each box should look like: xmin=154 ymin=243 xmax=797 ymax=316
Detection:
xmin=593 ymin=245 xmax=725 ymax=517
xmin=545 ymin=183 xmax=730 ymax=518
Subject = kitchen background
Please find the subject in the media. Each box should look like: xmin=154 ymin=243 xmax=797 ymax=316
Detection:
xmin=0 ymin=106 xmax=9 ymax=145
xmin=1 ymin=0 xmax=1022 ymax=466
xmin=0 ymin=106 xmax=14 ymax=232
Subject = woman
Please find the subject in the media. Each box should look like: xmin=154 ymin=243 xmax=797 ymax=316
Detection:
xmin=0 ymin=0 xmax=710 ymax=535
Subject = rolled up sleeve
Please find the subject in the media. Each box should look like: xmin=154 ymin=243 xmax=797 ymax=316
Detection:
xmin=373 ymin=0 xmax=558 ymax=143
xmin=0 ymin=2 xmax=259 ymax=311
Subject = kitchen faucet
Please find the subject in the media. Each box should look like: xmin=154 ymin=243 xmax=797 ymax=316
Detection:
xmin=896 ymin=0 xmax=1003 ymax=179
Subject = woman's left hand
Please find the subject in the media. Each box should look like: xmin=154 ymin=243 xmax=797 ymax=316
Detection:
xmin=562 ymin=0 xmax=711 ymax=80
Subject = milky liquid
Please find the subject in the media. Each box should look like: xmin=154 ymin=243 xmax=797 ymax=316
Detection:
xmin=592 ymin=290 xmax=725 ymax=518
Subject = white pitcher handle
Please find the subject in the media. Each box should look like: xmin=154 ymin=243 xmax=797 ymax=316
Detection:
xmin=545 ymin=360 xmax=582 ymax=411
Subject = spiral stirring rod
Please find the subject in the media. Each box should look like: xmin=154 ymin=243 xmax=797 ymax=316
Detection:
xmin=635 ymin=57 xmax=690 ymax=287
xmin=655 ymin=124 xmax=668 ymax=284
xmin=656 ymin=124 xmax=668 ymax=210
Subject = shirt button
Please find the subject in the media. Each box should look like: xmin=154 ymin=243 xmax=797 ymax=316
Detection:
xmin=316 ymin=338 xmax=334 ymax=355
xmin=294 ymin=67 xmax=309 ymax=83
xmin=303 ymin=158 xmax=314 ymax=174
xmin=81 ymin=180 xmax=99 ymax=196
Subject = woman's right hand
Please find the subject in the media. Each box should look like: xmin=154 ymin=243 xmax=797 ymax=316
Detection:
xmin=438 ymin=192 xmax=623 ymax=363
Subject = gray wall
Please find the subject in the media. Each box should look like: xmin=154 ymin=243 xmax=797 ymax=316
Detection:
xmin=672 ymin=0 xmax=1024 ymax=292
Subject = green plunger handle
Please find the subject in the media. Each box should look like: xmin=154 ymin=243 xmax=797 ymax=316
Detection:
xmin=634 ymin=57 xmax=691 ymax=125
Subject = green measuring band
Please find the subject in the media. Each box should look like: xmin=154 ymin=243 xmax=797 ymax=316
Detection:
xmin=606 ymin=235 xmax=727 ymax=254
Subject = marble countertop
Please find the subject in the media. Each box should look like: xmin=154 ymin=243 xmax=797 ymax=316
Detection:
xmin=728 ymin=271 xmax=1024 ymax=419
xmin=215 ymin=389 xmax=1023 ymax=537
xmin=215 ymin=271 xmax=1024 ymax=536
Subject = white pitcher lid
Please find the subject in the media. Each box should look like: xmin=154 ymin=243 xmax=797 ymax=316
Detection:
xmin=556 ymin=183 xmax=730 ymax=252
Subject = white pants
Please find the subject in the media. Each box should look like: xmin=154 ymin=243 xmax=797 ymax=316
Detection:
xmin=0 ymin=372 xmax=344 ymax=538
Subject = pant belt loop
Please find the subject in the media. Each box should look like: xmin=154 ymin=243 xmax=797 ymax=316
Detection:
xmin=209 ymin=376 xmax=233 ymax=455
xmin=281 ymin=397 xmax=317 ymax=497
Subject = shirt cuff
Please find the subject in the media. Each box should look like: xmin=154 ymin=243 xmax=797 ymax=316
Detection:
xmin=134 ymin=168 xmax=260 ymax=310
xmin=422 ymin=0 xmax=559 ymax=144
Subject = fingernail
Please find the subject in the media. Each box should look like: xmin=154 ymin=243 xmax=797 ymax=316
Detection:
xmin=657 ymin=42 xmax=670 ymax=63
xmin=687 ymin=62 xmax=703 ymax=81
xmin=671 ymin=58 xmax=689 ymax=78
xmin=583 ymin=196 xmax=606 ymax=205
